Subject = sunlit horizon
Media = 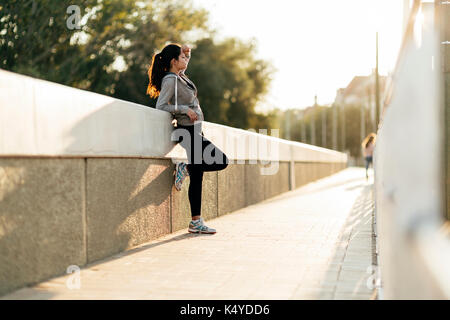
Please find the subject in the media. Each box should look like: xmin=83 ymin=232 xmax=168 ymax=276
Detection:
xmin=191 ymin=0 xmax=405 ymax=113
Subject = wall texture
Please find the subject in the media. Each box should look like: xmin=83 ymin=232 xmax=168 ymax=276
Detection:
xmin=0 ymin=158 xmax=345 ymax=295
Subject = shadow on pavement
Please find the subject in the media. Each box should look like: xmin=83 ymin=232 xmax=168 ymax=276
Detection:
xmin=85 ymin=231 xmax=214 ymax=270
xmin=318 ymin=183 xmax=376 ymax=300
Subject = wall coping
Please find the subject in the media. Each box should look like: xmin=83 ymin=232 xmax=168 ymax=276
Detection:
xmin=0 ymin=69 xmax=347 ymax=163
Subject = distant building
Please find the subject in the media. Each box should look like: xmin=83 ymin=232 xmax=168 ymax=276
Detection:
xmin=334 ymin=70 xmax=387 ymax=108
xmin=334 ymin=70 xmax=387 ymax=130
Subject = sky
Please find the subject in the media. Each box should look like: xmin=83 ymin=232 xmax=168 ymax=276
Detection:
xmin=191 ymin=0 xmax=405 ymax=112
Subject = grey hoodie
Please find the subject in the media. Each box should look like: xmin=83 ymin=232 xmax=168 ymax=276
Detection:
xmin=155 ymin=72 xmax=204 ymax=126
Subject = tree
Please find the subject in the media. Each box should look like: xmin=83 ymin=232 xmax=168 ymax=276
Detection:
xmin=0 ymin=0 xmax=95 ymax=81
xmin=0 ymin=0 xmax=209 ymax=97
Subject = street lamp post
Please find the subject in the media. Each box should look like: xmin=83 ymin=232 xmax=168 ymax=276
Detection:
xmin=311 ymin=95 xmax=317 ymax=145
xmin=341 ymin=103 xmax=346 ymax=151
xmin=332 ymin=103 xmax=338 ymax=150
xmin=375 ymin=31 xmax=380 ymax=128
xmin=322 ymin=106 xmax=327 ymax=148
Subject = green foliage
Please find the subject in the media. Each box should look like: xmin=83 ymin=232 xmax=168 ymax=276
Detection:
xmin=0 ymin=0 xmax=90 ymax=81
xmin=0 ymin=0 xmax=274 ymax=130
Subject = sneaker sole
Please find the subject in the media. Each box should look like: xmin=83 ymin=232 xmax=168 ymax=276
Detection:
xmin=188 ymin=228 xmax=216 ymax=234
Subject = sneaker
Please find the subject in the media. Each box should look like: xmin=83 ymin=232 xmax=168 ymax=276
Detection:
xmin=174 ymin=162 xmax=189 ymax=191
xmin=188 ymin=217 xmax=216 ymax=234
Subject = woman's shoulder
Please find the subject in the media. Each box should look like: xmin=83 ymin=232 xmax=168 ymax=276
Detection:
xmin=161 ymin=73 xmax=178 ymax=86
xmin=164 ymin=71 xmax=182 ymax=79
xmin=162 ymin=72 xmax=177 ymax=80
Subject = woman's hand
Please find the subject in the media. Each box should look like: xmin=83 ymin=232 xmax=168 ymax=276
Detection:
xmin=181 ymin=44 xmax=191 ymax=59
xmin=186 ymin=108 xmax=198 ymax=122
xmin=180 ymin=45 xmax=191 ymax=75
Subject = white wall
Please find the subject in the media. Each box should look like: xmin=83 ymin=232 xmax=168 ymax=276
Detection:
xmin=374 ymin=1 xmax=450 ymax=299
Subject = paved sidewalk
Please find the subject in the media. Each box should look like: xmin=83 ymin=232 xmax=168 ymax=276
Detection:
xmin=2 ymin=167 xmax=376 ymax=300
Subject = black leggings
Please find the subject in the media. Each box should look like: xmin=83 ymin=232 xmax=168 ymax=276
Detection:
xmin=172 ymin=123 xmax=229 ymax=217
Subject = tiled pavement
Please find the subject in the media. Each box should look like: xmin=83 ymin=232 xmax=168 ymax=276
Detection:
xmin=2 ymin=167 xmax=377 ymax=300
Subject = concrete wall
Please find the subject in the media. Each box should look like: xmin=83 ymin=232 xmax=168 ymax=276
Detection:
xmin=0 ymin=158 xmax=87 ymax=295
xmin=0 ymin=69 xmax=347 ymax=295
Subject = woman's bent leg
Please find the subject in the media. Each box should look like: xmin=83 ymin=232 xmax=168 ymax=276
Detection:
xmin=199 ymin=136 xmax=229 ymax=172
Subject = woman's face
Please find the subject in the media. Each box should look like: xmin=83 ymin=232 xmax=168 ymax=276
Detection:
xmin=171 ymin=51 xmax=189 ymax=72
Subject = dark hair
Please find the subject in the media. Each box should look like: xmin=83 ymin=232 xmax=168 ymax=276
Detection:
xmin=362 ymin=133 xmax=376 ymax=149
xmin=365 ymin=136 xmax=374 ymax=148
xmin=147 ymin=43 xmax=182 ymax=98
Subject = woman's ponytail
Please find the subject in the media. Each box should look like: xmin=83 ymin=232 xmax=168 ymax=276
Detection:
xmin=147 ymin=44 xmax=182 ymax=98
xmin=147 ymin=53 xmax=165 ymax=98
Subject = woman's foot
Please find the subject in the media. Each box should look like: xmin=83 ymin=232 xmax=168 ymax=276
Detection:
xmin=174 ymin=162 xmax=189 ymax=191
xmin=188 ymin=217 xmax=216 ymax=234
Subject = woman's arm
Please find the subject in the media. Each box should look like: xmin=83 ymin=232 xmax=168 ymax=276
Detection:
xmin=155 ymin=77 xmax=190 ymax=114
xmin=180 ymin=45 xmax=191 ymax=75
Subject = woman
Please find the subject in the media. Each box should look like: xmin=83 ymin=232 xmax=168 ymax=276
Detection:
xmin=147 ymin=43 xmax=229 ymax=234
xmin=362 ymin=133 xmax=376 ymax=180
